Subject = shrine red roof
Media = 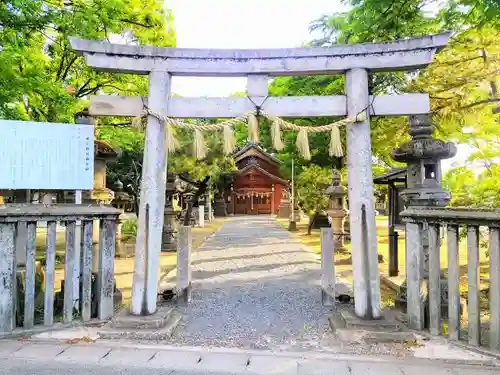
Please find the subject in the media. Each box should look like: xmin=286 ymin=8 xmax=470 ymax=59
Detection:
xmin=236 ymin=163 xmax=288 ymax=185
xmin=233 ymin=143 xmax=282 ymax=166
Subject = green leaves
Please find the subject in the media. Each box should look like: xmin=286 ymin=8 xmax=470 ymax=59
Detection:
xmin=296 ymin=165 xmax=332 ymax=215
xmin=0 ymin=0 xmax=176 ymax=122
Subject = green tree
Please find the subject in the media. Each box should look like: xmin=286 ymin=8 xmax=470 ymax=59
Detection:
xmin=98 ymin=125 xmax=144 ymax=213
xmin=0 ymin=0 xmax=176 ymax=122
xmin=296 ymin=165 xmax=332 ymax=233
xmin=442 ymin=166 xmax=476 ymax=206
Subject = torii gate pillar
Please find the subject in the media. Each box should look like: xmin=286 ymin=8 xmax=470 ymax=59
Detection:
xmin=346 ymin=68 xmax=381 ymax=319
xmin=131 ymin=71 xmax=171 ymax=315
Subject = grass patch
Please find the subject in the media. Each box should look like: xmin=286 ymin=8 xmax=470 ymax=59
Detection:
xmin=34 ymin=218 xmax=227 ymax=305
xmin=277 ymin=215 xmax=490 ymax=311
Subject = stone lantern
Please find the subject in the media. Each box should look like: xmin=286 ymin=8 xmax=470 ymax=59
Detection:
xmin=278 ymin=189 xmax=292 ymax=219
xmin=162 ymin=172 xmax=177 ymax=252
xmin=393 ymin=115 xmax=456 ymax=209
xmin=324 ymin=169 xmax=348 ymax=250
xmin=392 ymin=114 xmax=457 ymax=322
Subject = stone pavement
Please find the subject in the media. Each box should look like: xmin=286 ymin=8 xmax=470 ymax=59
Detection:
xmin=0 ymin=340 xmax=499 ymax=374
xmin=168 ymin=216 xmax=346 ymax=351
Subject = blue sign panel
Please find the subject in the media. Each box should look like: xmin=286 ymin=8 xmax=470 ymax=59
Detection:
xmin=0 ymin=120 xmax=94 ymax=189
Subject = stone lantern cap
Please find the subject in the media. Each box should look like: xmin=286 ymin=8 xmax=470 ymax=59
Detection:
xmin=391 ymin=114 xmax=457 ymax=163
xmin=95 ymin=139 xmax=119 ymax=160
xmin=392 ymin=138 xmax=457 ymax=162
xmin=324 ymin=169 xmax=346 ymax=196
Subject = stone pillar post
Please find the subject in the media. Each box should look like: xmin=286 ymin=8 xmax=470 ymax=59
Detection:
xmin=392 ymin=114 xmax=457 ymax=324
xmin=198 ymin=205 xmax=205 ymax=228
xmin=271 ymin=185 xmax=275 ymax=215
xmin=214 ymin=191 xmax=228 ymax=217
xmin=230 ymin=186 xmax=235 ymax=216
xmin=162 ymin=172 xmax=177 ymax=252
xmin=345 ymin=68 xmax=381 ymax=319
xmin=131 ymin=71 xmax=170 ymax=316
xmin=207 ymin=188 xmax=213 ymax=221
xmin=278 ymin=189 xmax=291 ymax=219
xmin=325 ymin=169 xmax=348 ymax=250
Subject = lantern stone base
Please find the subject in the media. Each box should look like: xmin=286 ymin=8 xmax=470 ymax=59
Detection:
xmin=395 ymin=277 xmax=466 ymax=329
xmin=214 ymin=197 xmax=227 ymax=217
xmin=292 ymin=209 xmax=302 ymax=223
xmin=161 ymin=230 xmax=176 ymax=252
xmin=53 ymin=273 xmax=123 ymax=320
xmin=278 ymin=199 xmax=291 ymax=218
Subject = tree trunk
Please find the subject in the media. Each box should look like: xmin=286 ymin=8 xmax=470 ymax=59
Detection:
xmin=307 ymin=211 xmax=320 ymax=235
xmin=133 ymin=195 xmax=140 ymax=216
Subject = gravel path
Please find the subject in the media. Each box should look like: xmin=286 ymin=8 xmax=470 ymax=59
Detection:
xmin=169 ymin=216 xmax=338 ymax=351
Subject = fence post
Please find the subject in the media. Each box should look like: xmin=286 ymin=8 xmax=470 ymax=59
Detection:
xmin=321 ymin=227 xmax=335 ymax=307
xmin=177 ymin=225 xmax=192 ymax=303
xmin=98 ymin=219 xmax=116 ymax=320
xmin=198 ymin=205 xmax=205 ymax=228
xmin=0 ymin=222 xmax=16 ymax=334
xmin=406 ymin=222 xmax=424 ymax=330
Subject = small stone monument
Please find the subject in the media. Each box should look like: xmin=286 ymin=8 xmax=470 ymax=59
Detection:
xmin=392 ymin=114 xmax=457 ymax=324
xmin=214 ymin=178 xmax=228 ymax=217
xmin=278 ymin=189 xmax=292 ymax=219
xmin=325 ymin=169 xmax=348 ymax=250
xmin=161 ymin=172 xmax=177 ymax=252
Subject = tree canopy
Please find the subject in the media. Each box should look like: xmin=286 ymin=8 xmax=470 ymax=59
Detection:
xmin=2 ymin=0 xmax=500 ymax=210
xmin=0 ymin=0 xmax=176 ymax=122
xmin=269 ymin=0 xmax=500 ymax=210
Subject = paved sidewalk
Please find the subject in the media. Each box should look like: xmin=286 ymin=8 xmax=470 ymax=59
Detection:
xmin=168 ymin=216 xmax=340 ymax=351
xmin=0 ymin=340 xmax=498 ymax=374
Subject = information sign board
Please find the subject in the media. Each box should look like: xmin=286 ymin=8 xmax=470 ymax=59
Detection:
xmin=0 ymin=120 xmax=94 ymax=190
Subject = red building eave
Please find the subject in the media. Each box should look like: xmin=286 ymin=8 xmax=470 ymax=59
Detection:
xmin=235 ymin=164 xmax=288 ymax=185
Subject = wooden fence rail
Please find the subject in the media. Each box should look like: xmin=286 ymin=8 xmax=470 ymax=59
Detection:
xmin=401 ymin=207 xmax=500 ymax=350
xmin=0 ymin=204 xmax=121 ymax=334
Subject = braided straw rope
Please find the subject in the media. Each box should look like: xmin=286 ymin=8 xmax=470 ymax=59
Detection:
xmin=133 ymin=107 xmax=366 ymax=160
xmin=261 ymin=111 xmax=360 ymax=133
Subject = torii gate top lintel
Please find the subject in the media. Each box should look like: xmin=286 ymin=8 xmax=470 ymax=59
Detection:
xmin=69 ymin=32 xmax=451 ymax=77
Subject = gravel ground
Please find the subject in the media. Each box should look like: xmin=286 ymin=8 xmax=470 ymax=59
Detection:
xmin=166 ymin=216 xmax=411 ymax=357
xmin=168 ymin=216 xmax=336 ymax=351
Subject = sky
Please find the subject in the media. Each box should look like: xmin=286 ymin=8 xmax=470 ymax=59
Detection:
xmin=166 ymin=0 xmax=470 ymax=170
xmin=168 ymin=0 xmax=341 ymax=97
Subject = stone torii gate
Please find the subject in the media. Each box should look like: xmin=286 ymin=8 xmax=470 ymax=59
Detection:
xmin=70 ymin=33 xmax=450 ymax=319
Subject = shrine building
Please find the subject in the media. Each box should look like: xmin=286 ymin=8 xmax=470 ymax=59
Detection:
xmin=227 ymin=143 xmax=288 ymax=215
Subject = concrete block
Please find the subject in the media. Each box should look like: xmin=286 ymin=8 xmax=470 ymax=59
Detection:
xmin=98 ymin=310 xmax=181 ymax=340
xmin=0 ymin=340 xmax=24 ymax=358
xmin=12 ymin=343 xmax=68 ymax=360
xmin=297 ymin=359 xmax=350 ymax=375
xmin=396 ymin=364 xmax=456 ymax=375
xmin=199 ymin=352 xmax=250 ymax=373
xmin=348 ymin=362 xmax=405 ymax=375
xmin=335 ymin=308 xmax=402 ymax=331
xmin=147 ymin=349 xmax=203 ymax=370
xmin=100 ymin=348 xmax=158 ymax=366
xmin=111 ymin=305 xmax=174 ymax=329
xmin=246 ymin=354 xmax=298 ymax=374
xmin=55 ymin=345 xmax=111 ymax=363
